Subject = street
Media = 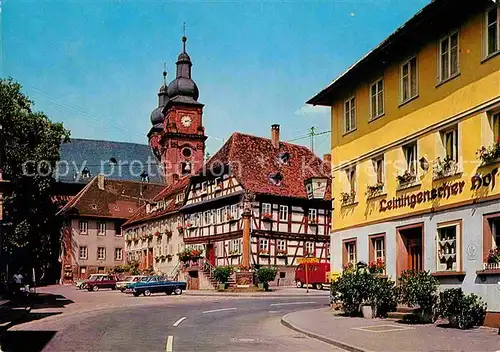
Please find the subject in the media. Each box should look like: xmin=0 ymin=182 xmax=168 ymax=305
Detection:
xmin=2 ymin=286 xmax=343 ymax=352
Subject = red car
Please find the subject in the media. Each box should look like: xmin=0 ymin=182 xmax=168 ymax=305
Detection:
xmin=86 ymin=274 xmax=118 ymax=291
xmin=294 ymin=262 xmax=331 ymax=290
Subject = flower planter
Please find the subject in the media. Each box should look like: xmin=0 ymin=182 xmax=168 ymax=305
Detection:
xmin=218 ymin=283 xmax=227 ymax=290
xmin=361 ymin=305 xmax=375 ymax=319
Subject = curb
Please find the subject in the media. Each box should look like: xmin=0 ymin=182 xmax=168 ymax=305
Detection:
xmin=280 ymin=311 xmax=369 ymax=352
xmin=184 ymin=292 xmax=329 ymax=298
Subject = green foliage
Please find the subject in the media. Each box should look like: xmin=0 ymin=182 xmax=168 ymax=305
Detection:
xmin=213 ymin=266 xmax=233 ymax=283
xmin=330 ymin=267 xmax=396 ymax=317
xmin=397 ymin=270 xmax=439 ymax=320
xmin=257 ymin=267 xmax=277 ymax=284
xmin=437 ymin=288 xmax=487 ymax=329
xmin=109 ymin=261 xmax=139 ymax=275
xmin=1 ymin=78 xmax=70 ymax=282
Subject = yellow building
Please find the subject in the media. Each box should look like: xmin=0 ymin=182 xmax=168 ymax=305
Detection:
xmin=308 ymin=0 xmax=500 ymax=326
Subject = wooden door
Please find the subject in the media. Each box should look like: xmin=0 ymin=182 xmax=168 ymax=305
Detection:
xmin=207 ymin=244 xmax=215 ymax=266
xmin=407 ymin=239 xmax=422 ymax=272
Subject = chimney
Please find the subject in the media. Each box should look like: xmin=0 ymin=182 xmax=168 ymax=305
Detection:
xmin=323 ymin=154 xmax=332 ymax=166
xmin=97 ymin=174 xmax=105 ymax=190
xmin=271 ymin=124 xmax=280 ymax=149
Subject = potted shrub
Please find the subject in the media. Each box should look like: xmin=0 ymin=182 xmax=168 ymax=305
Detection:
xmin=213 ymin=266 xmax=233 ymax=290
xmin=257 ymin=267 xmax=277 ymax=291
xmin=476 ymin=139 xmax=500 ymax=165
xmin=437 ymin=288 xmax=486 ymax=329
xmin=397 ymin=270 xmax=438 ymax=323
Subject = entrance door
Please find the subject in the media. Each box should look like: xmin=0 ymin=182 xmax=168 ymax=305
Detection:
xmin=207 ymin=244 xmax=216 ymax=266
xmin=397 ymin=224 xmax=423 ymax=276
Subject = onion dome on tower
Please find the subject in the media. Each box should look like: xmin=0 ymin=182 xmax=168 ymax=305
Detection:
xmin=167 ymin=35 xmax=199 ymax=104
xmin=150 ymin=69 xmax=169 ymax=129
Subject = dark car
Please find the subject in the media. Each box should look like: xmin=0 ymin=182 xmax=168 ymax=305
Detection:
xmin=126 ymin=276 xmax=187 ymax=297
xmin=86 ymin=274 xmax=118 ymax=291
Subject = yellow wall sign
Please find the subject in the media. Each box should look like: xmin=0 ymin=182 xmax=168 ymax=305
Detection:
xmin=298 ymin=257 xmax=319 ymax=264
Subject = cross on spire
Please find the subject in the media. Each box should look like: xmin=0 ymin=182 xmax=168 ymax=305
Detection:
xmin=162 ymin=62 xmax=167 ymax=85
xmin=182 ymin=22 xmax=187 ymax=52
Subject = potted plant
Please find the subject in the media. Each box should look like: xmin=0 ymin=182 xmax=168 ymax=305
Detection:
xmin=276 ymin=249 xmax=287 ymax=257
xmin=213 ymin=266 xmax=233 ymax=290
xmin=258 ymin=249 xmax=269 ymax=256
xmin=436 ymin=288 xmax=486 ymax=329
xmin=340 ymin=191 xmax=356 ymax=206
xmin=485 ymin=248 xmax=500 ymax=269
xmin=365 ymin=182 xmax=384 ymax=198
xmin=433 ymin=156 xmax=458 ymax=179
xmin=176 ymin=225 xmax=184 ymax=235
xmin=367 ymin=259 xmax=385 ymax=275
xmin=396 ymin=170 xmax=416 ymax=188
xmin=397 ymin=270 xmax=439 ymax=323
xmin=256 ymin=267 xmax=277 ymax=291
xmin=262 ymin=213 xmax=273 ymax=221
xmin=476 ymin=139 xmax=500 ymax=165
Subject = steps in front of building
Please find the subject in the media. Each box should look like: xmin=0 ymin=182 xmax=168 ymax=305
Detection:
xmin=387 ymin=306 xmax=420 ymax=320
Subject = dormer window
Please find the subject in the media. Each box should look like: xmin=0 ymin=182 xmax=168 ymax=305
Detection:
xmin=82 ymin=167 xmax=91 ymax=178
xmin=140 ymin=171 xmax=149 ymax=182
xmin=278 ymin=152 xmax=290 ymax=165
xmin=268 ymin=172 xmax=283 ymax=186
xmin=176 ymin=193 xmax=184 ymax=204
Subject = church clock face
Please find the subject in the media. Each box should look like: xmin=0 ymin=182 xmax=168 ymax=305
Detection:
xmin=181 ymin=115 xmax=192 ymax=127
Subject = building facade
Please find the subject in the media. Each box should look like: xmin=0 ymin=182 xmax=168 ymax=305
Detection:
xmin=309 ymin=0 xmax=500 ymax=326
xmin=58 ymin=175 xmax=164 ymax=282
xmin=181 ymin=125 xmax=331 ymax=286
xmin=122 ymin=177 xmax=189 ymax=278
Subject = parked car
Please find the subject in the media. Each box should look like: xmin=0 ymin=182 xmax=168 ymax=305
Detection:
xmin=116 ymin=275 xmax=149 ymax=292
xmin=125 ymin=276 xmax=187 ymax=297
xmin=74 ymin=274 xmax=108 ymax=290
xmin=294 ymin=262 xmax=331 ymax=290
xmin=86 ymin=274 xmax=118 ymax=291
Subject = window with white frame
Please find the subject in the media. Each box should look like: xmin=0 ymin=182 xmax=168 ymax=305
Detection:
xmin=212 ymin=210 xmax=217 ymax=224
xmin=439 ymin=31 xmax=459 ymax=82
xmin=442 ymin=126 xmax=459 ymax=162
xmin=491 ymin=112 xmax=500 ymax=142
xmin=400 ymin=57 xmax=418 ymax=103
xmin=346 ymin=241 xmax=356 ymax=265
xmin=259 ymin=238 xmax=269 ymax=252
xmin=230 ymin=204 xmax=239 ymax=219
xmin=176 ymin=193 xmax=184 ymax=204
xmin=403 ymin=142 xmax=417 ymax=175
xmin=79 ymin=220 xmax=88 ymax=235
xmin=277 ymin=239 xmax=286 ymax=252
xmin=262 ymin=203 xmax=272 ymax=215
xmin=201 ymin=182 xmax=208 ymax=193
xmin=79 ymin=246 xmax=88 ymax=260
xmin=217 ymin=208 xmax=223 ymax=224
xmin=486 ymin=5 xmax=500 ymax=57
xmin=373 ymin=237 xmax=385 ymax=262
xmin=115 ymin=248 xmax=123 ymax=261
xmin=222 ymin=206 xmax=228 ymax=222
xmin=97 ymin=221 xmax=106 ymax=235
xmin=436 ymin=223 xmax=461 ymax=272
xmin=305 ymin=242 xmax=314 ymax=255
xmin=344 ymin=96 xmax=356 ymax=133
xmin=97 ymin=247 xmax=106 ymax=260
xmin=345 ymin=167 xmax=356 ymax=193
xmin=370 ymin=79 xmax=384 ymax=119
xmin=204 ymin=211 xmax=211 ymax=226
xmin=490 ymin=217 xmax=500 ymax=250
xmin=373 ymin=156 xmax=385 ymax=185
xmin=279 ymin=205 xmax=288 ymax=221
xmin=229 ymin=239 xmax=241 ymax=254
xmin=308 ymin=208 xmax=317 ymax=221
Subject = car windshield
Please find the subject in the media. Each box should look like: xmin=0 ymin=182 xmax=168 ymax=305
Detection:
xmin=140 ymin=277 xmax=149 ymax=281
xmin=124 ymin=276 xmax=133 ymax=281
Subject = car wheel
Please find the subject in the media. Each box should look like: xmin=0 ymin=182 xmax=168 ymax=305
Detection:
xmin=296 ymin=281 xmax=303 ymax=288
xmin=133 ymin=292 xmax=140 ymax=297
xmin=120 ymin=288 xmax=125 ymax=293
xmin=92 ymin=285 xmax=99 ymax=292
xmin=144 ymin=289 xmax=151 ymax=296
xmin=174 ymin=288 xmax=182 ymax=295
xmin=315 ymin=283 xmax=323 ymax=290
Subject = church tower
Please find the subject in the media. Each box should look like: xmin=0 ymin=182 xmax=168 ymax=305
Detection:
xmin=148 ymin=35 xmax=206 ymax=185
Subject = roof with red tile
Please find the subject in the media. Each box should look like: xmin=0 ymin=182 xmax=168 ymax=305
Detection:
xmin=204 ymin=132 xmax=331 ymax=200
xmin=122 ymin=176 xmax=190 ymax=227
xmin=57 ymin=176 xmax=165 ymax=220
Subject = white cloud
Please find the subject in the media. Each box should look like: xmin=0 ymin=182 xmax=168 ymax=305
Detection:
xmin=294 ymin=105 xmax=329 ymax=116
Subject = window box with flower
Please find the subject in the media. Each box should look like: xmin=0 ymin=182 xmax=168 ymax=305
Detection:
xmin=433 ymin=156 xmax=459 ymax=180
xmin=368 ymin=259 xmax=386 ymax=275
xmin=484 ymin=248 xmax=500 ymax=270
xmin=366 ymin=182 xmax=385 ymax=199
xmin=229 ymin=250 xmax=241 ymax=257
xmin=396 ymin=170 xmax=417 ymax=189
xmin=261 ymin=213 xmax=273 ymax=222
xmin=276 ymin=249 xmax=287 ymax=257
xmin=476 ymin=139 xmax=500 ymax=166
xmin=258 ymin=249 xmax=270 ymax=257
xmin=308 ymin=218 xmax=318 ymax=226
xmin=340 ymin=191 xmax=356 ymax=206
xmin=177 ymin=225 xmax=184 ymax=235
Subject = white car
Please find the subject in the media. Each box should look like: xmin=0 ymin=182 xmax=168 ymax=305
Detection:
xmin=116 ymin=275 xmax=149 ymax=292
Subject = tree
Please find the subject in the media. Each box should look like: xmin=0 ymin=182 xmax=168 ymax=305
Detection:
xmin=0 ymin=78 xmax=70 ymax=284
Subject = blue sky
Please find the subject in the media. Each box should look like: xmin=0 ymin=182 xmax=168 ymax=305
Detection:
xmin=2 ymin=0 xmax=428 ymax=157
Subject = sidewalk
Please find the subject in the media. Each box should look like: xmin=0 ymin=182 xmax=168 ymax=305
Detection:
xmin=282 ymin=308 xmax=500 ymax=352
xmin=185 ymin=287 xmax=330 ymax=297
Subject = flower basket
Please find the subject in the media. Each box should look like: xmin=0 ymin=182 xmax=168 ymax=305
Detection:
xmin=476 ymin=140 xmax=500 ymax=165
xmin=262 ymin=213 xmax=273 ymax=222
xmin=368 ymin=259 xmax=386 ymax=274
xmin=258 ymin=249 xmax=270 ymax=256
xmin=340 ymin=191 xmax=356 ymax=206
xmin=177 ymin=226 xmax=184 ymax=235
xmin=433 ymin=156 xmax=458 ymax=179
xmin=397 ymin=170 xmax=417 ymax=189
xmin=366 ymin=182 xmax=384 ymax=198
xmin=486 ymin=248 xmax=500 ymax=265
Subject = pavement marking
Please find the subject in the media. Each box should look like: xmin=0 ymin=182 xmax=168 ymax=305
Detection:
xmin=165 ymin=335 xmax=173 ymax=352
xmin=269 ymin=301 xmax=316 ymax=307
xmin=352 ymin=324 xmax=415 ymax=333
xmin=173 ymin=317 xmax=187 ymax=327
xmin=268 ymin=310 xmax=279 ymax=313
xmin=202 ymin=307 xmax=237 ymax=314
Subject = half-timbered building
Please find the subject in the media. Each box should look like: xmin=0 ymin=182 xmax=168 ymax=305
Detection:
xmin=181 ymin=125 xmax=331 ymax=286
